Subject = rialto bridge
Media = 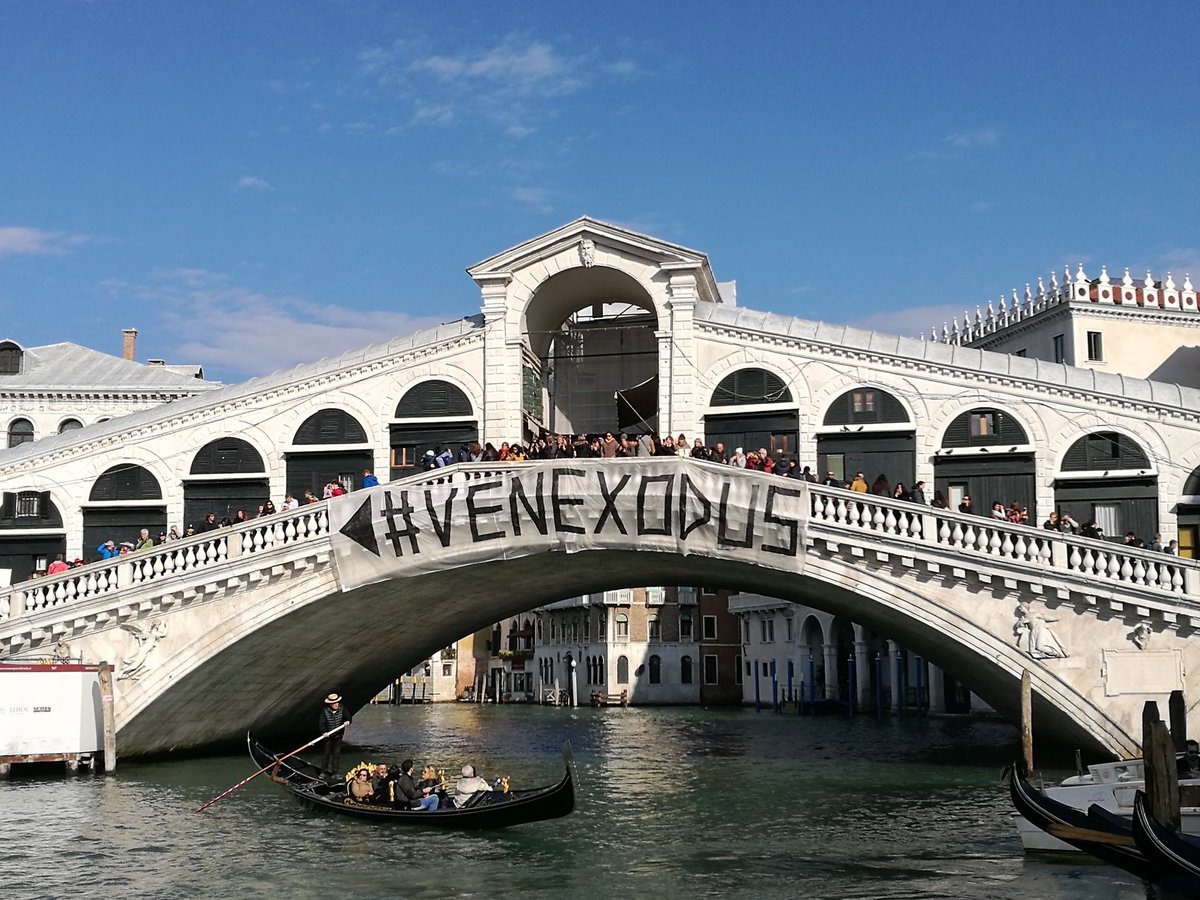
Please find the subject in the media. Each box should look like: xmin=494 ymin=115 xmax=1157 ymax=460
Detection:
xmin=2 ymin=217 xmax=1200 ymax=757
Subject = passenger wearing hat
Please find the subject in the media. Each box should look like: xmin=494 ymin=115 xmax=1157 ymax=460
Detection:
xmin=96 ymin=539 xmax=118 ymax=560
xmin=317 ymin=692 xmax=351 ymax=778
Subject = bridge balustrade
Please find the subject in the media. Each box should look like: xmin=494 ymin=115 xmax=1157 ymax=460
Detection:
xmin=0 ymin=503 xmax=330 ymax=623
xmin=2 ymin=460 xmax=1199 ymax=630
xmin=806 ymin=484 xmax=1197 ymax=598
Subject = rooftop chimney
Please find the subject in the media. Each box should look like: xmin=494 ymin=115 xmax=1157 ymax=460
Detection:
xmin=122 ymin=328 xmax=137 ymax=362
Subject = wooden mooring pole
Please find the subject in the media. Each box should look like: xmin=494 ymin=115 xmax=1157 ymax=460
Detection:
xmin=1143 ymin=700 xmax=1181 ymax=832
xmin=97 ymin=662 xmax=117 ymax=774
xmin=1020 ymin=669 xmax=1033 ymax=774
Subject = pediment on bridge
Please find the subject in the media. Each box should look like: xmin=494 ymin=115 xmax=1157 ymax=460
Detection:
xmin=467 ymin=216 xmax=724 ymax=304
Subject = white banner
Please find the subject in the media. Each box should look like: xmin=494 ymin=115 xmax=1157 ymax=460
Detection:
xmin=327 ymin=460 xmax=808 ymax=593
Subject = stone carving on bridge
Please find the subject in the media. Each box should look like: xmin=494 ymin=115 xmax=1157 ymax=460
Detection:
xmin=117 ymin=620 xmax=168 ymax=682
xmin=52 ymin=641 xmax=72 ymax=663
xmin=579 ymin=239 xmax=596 ymax=267
xmin=1131 ymin=622 xmax=1152 ymax=651
xmin=1014 ymin=603 xmax=1068 ymax=659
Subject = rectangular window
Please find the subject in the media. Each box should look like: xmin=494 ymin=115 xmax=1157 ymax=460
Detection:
xmin=743 ymin=619 xmax=751 ymax=643
xmin=969 ymin=412 xmax=995 ymax=437
xmin=826 ymin=453 xmax=845 ymax=483
xmin=703 ymin=654 xmax=719 ymax=685
xmin=1052 ymin=333 xmax=1065 ymax=364
xmin=760 ymin=619 xmax=774 ymax=642
xmin=702 ymin=615 xmax=717 ymax=641
xmin=1087 ymin=331 xmax=1104 ymax=362
xmin=744 ymin=659 xmax=752 ymax=677
xmin=852 ymin=390 xmax=876 ymax=414
xmin=761 ymin=661 xmax=770 ymax=677
xmin=735 ymin=655 xmax=743 ymax=685
xmin=648 ymin=617 xmax=660 ymax=641
xmin=948 ymin=483 xmax=967 ymax=510
xmin=1093 ymin=502 xmax=1120 ymax=537
xmin=442 ymin=663 xmax=452 ymax=677
xmin=785 ymin=618 xmax=793 ymax=642
xmin=680 ymin=616 xmax=693 ymax=641
xmin=15 ymin=491 xmax=39 ymax=519
xmin=616 ymin=617 xmax=629 ymax=640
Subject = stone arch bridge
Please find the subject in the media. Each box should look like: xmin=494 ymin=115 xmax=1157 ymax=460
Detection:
xmin=2 ymin=458 xmax=1199 ymax=759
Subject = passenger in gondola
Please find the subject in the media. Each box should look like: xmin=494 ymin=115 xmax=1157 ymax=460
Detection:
xmin=417 ymin=765 xmax=442 ymax=809
xmin=348 ymin=768 xmax=374 ymax=802
xmin=1178 ymin=740 xmax=1200 ymax=779
xmin=453 ymin=764 xmax=492 ymax=808
xmin=394 ymin=759 xmax=438 ymax=810
xmin=369 ymin=763 xmax=393 ymax=800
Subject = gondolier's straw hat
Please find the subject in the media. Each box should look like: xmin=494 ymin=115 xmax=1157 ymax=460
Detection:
xmin=325 ymin=693 xmax=342 ymax=704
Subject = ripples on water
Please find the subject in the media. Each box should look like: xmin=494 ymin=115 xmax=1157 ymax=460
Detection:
xmin=0 ymin=705 xmax=1168 ymax=899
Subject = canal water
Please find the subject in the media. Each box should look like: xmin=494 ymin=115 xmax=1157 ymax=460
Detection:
xmin=2 ymin=704 xmax=1162 ymax=898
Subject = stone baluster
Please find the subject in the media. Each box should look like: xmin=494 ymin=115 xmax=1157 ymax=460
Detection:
xmin=1067 ymin=543 xmax=1082 ymax=572
xmin=1119 ymin=555 xmax=1133 ymax=582
xmin=1083 ymin=547 xmax=1096 ymax=576
xmin=1132 ymin=557 xmax=1146 ymax=585
xmin=1000 ymin=530 xmax=1013 ymax=558
xmin=875 ymin=504 xmax=888 ymax=532
xmin=950 ymin=520 xmax=963 ymax=548
xmin=1013 ymin=532 xmax=1027 ymax=561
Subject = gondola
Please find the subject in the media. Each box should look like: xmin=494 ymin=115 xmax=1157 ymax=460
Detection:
xmin=248 ymin=733 xmax=576 ymax=828
xmin=1006 ymin=764 xmax=1155 ymax=880
xmin=1132 ymin=791 xmax=1200 ymax=889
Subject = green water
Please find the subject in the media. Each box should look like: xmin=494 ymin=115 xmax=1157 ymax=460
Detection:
xmin=1 ymin=704 xmax=1160 ymax=898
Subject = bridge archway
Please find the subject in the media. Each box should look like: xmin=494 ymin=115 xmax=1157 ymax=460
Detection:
xmin=522 ymin=266 xmax=659 ymax=437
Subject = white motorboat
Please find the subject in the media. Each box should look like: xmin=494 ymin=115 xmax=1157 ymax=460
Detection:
xmin=1016 ymin=757 xmax=1200 ymax=852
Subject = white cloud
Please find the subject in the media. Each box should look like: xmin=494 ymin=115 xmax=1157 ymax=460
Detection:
xmin=946 ymin=128 xmax=999 ymax=149
xmin=0 ymin=226 xmax=92 ymax=257
xmin=235 ymin=176 xmax=274 ymax=192
xmin=512 ymin=186 xmax=556 ymax=214
xmin=114 ymin=268 xmax=449 ymax=378
xmin=851 ymin=303 xmax=974 ymax=339
xmin=1158 ymin=248 xmax=1200 ymax=277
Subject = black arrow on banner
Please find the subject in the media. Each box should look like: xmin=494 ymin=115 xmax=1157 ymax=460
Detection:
xmin=339 ymin=496 xmax=380 ymax=556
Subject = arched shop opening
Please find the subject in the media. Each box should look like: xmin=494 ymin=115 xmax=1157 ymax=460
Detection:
xmin=1054 ymin=432 xmax=1157 ymax=541
xmin=285 ymin=409 xmax=371 ymax=498
xmin=817 ymin=388 xmax=915 ymax=488
xmin=934 ymin=408 xmax=1035 ymax=514
xmin=1176 ymin=466 xmax=1200 ymax=559
xmin=83 ymin=464 xmax=166 ymax=559
xmin=703 ymin=368 xmax=797 ymax=462
xmin=389 ymin=380 xmax=478 ymax=478
xmin=0 ymin=490 xmax=64 ymax=580
xmin=183 ymin=437 xmax=270 ymax=526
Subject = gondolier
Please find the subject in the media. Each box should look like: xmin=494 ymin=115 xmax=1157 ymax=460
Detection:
xmin=318 ymin=693 xmax=351 ymax=777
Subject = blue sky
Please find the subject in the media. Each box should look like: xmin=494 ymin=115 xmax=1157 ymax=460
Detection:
xmin=3 ymin=2 xmax=1197 ymax=382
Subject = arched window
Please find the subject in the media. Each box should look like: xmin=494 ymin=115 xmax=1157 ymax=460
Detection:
xmin=679 ymin=614 xmax=693 ymax=641
xmin=615 ymin=614 xmax=629 ymax=640
xmin=294 ymin=408 xmax=367 ymax=444
xmin=616 ymin=655 xmax=629 ymax=684
xmin=648 ymin=654 xmax=662 ymax=684
xmin=537 ymin=618 xmax=544 ymax=641
xmin=395 ymin=380 xmax=473 ymax=418
xmin=190 ymin=437 xmax=266 ymax=474
xmin=89 ymin=464 xmax=162 ymax=501
xmin=58 ymin=418 xmax=83 ymax=434
xmin=597 ymin=655 xmax=605 ymax=683
xmin=647 ymin=613 xmax=660 ymax=641
xmin=681 ymin=655 xmax=693 ymax=685
xmin=1061 ymin=432 xmax=1150 ymax=472
xmin=941 ymin=408 xmax=1029 ymax=448
xmin=823 ymin=388 xmax=910 ymax=426
xmin=0 ymin=341 xmax=23 ymax=375
xmin=8 ymin=418 xmax=34 ymax=448
xmin=711 ymin=368 xmax=792 ymax=407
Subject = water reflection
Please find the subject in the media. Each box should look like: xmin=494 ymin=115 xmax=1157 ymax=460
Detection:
xmin=3 ymin=704 xmax=1158 ymax=899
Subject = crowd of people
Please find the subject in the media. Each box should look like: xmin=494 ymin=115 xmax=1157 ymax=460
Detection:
xmin=417 ymin=431 xmax=1184 ymax=555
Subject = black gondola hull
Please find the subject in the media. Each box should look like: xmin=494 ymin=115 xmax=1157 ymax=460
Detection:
xmin=248 ymin=733 xmax=575 ymax=829
xmin=1132 ymin=792 xmax=1200 ymax=888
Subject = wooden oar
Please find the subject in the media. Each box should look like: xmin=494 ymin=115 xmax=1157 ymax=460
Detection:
xmin=193 ymin=723 xmax=347 ymax=813
xmin=1045 ymin=822 xmax=1137 ymax=847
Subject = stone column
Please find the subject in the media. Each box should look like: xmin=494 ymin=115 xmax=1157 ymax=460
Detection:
xmin=823 ymin=642 xmax=839 ymax=700
xmin=661 ymin=267 xmax=699 ymax=439
xmin=889 ymin=640 xmax=903 ymax=713
xmin=476 ymin=274 xmax=521 ymax=444
xmin=854 ymin=627 xmax=871 ymax=710
xmin=927 ymin=663 xmax=946 ymax=713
